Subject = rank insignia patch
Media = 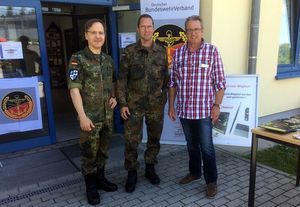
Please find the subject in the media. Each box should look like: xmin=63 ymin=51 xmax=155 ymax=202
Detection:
xmin=69 ymin=69 xmax=78 ymax=80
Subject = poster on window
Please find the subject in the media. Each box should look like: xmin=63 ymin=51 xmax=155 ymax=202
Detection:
xmin=0 ymin=42 xmax=23 ymax=60
xmin=0 ymin=77 xmax=42 ymax=135
xmin=143 ymin=75 xmax=259 ymax=147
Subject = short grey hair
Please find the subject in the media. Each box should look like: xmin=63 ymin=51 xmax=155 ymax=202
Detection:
xmin=184 ymin=15 xmax=203 ymax=31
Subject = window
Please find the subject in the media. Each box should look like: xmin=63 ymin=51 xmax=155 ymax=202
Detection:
xmin=0 ymin=6 xmax=49 ymax=142
xmin=276 ymin=0 xmax=300 ymax=79
xmin=0 ymin=6 xmax=41 ymax=78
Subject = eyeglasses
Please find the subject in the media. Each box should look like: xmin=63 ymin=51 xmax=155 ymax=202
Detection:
xmin=87 ymin=31 xmax=105 ymax=36
xmin=139 ymin=25 xmax=153 ymax=30
xmin=186 ymin=28 xmax=202 ymax=34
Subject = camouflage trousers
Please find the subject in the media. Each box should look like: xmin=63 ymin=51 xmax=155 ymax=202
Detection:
xmin=124 ymin=105 xmax=164 ymax=170
xmin=80 ymin=122 xmax=112 ymax=176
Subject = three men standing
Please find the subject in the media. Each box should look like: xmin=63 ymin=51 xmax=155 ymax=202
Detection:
xmin=69 ymin=14 xmax=225 ymax=204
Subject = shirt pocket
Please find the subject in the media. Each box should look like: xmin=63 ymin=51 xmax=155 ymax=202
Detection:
xmin=199 ymin=59 xmax=212 ymax=76
xmin=152 ymin=59 xmax=165 ymax=79
xmin=200 ymin=59 xmax=211 ymax=70
xmin=85 ymin=66 xmax=101 ymax=79
xmin=129 ymin=64 xmax=145 ymax=80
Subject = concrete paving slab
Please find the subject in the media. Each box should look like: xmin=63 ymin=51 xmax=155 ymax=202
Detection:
xmin=0 ymin=149 xmax=78 ymax=193
xmin=1 ymin=138 xmax=300 ymax=207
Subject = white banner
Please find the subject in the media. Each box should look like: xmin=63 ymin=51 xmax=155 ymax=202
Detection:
xmin=141 ymin=0 xmax=199 ymax=20
xmin=0 ymin=77 xmax=43 ymax=135
xmin=143 ymin=75 xmax=259 ymax=147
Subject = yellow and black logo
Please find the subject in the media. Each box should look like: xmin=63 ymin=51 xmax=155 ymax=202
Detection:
xmin=153 ymin=24 xmax=187 ymax=66
xmin=153 ymin=24 xmax=187 ymax=48
xmin=1 ymin=91 xmax=34 ymax=120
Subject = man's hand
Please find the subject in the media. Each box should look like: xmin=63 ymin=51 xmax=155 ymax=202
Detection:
xmin=109 ymin=97 xmax=117 ymax=109
xmin=168 ymin=106 xmax=176 ymax=121
xmin=211 ymin=106 xmax=220 ymax=124
xmin=79 ymin=116 xmax=95 ymax=131
xmin=120 ymin=107 xmax=130 ymax=120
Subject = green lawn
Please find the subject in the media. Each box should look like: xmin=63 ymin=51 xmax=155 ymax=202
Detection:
xmin=244 ymin=145 xmax=298 ymax=175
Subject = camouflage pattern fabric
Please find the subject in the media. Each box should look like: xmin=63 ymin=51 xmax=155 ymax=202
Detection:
xmin=80 ymin=122 xmax=112 ymax=175
xmin=117 ymin=41 xmax=169 ymax=170
xmin=67 ymin=47 xmax=115 ymax=175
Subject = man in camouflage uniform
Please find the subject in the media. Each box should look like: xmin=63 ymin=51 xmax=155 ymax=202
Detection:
xmin=68 ymin=19 xmax=117 ymax=205
xmin=117 ymin=14 xmax=169 ymax=193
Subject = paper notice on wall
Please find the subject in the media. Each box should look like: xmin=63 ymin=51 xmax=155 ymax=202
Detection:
xmin=119 ymin=33 xmax=136 ymax=49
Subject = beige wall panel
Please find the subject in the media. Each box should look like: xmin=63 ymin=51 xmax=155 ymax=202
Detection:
xmin=210 ymin=0 xmax=251 ymax=75
xmin=200 ymin=0 xmax=212 ymax=42
xmin=257 ymin=0 xmax=300 ymax=116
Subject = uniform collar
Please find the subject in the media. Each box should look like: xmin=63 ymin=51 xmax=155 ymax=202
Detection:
xmin=135 ymin=40 xmax=160 ymax=52
xmin=83 ymin=47 xmax=101 ymax=60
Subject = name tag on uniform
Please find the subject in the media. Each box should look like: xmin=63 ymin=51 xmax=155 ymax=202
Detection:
xmin=201 ymin=63 xmax=209 ymax=68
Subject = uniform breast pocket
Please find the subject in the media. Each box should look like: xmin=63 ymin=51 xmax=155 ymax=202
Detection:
xmin=153 ymin=61 xmax=164 ymax=79
xmin=85 ymin=68 xmax=101 ymax=79
xmin=129 ymin=64 xmax=145 ymax=80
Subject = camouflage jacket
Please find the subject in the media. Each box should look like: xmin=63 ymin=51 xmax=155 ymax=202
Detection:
xmin=67 ymin=47 xmax=115 ymax=123
xmin=117 ymin=41 xmax=169 ymax=109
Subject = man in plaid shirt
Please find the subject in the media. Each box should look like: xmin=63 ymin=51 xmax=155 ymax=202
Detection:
xmin=168 ymin=15 xmax=226 ymax=198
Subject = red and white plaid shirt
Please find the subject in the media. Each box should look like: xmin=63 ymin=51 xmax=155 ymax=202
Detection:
xmin=168 ymin=42 xmax=226 ymax=119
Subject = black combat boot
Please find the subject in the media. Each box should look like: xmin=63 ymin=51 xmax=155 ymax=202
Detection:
xmin=96 ymin=167 xmax=118 ymax=192
xmin=84 ymin=174 xmax=100 ymax=205
xmin=125 ymin=170 xmax=137 ymax=193
xmin=145 ymin=164 xmax=160 ymax=185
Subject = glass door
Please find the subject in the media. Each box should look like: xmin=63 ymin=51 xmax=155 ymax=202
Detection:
xmin=0 ymin=0 xmax=55 ymax=153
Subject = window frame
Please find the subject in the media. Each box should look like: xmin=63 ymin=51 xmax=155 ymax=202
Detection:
xmin=276 ymin=0 xmax=300 ymax=80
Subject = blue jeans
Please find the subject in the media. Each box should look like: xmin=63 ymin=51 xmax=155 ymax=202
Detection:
xmin=180 ymin=117 xmax=217 ymax=184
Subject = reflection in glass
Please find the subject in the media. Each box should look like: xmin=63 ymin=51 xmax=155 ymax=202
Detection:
xmin=0 ymin=6 xmax=41 ymax=78
xmin=278 ymin=0 xmax=292 ymax=64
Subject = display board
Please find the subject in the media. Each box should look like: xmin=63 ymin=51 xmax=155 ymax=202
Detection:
xmin=212 ymin=75 xmax=259 ymax=147
xmin=143 ymin=75 xmax=259 ymax=147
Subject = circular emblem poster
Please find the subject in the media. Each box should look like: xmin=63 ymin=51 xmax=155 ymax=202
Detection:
xmin=1 ymin=91 xmax=34 ymax=120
